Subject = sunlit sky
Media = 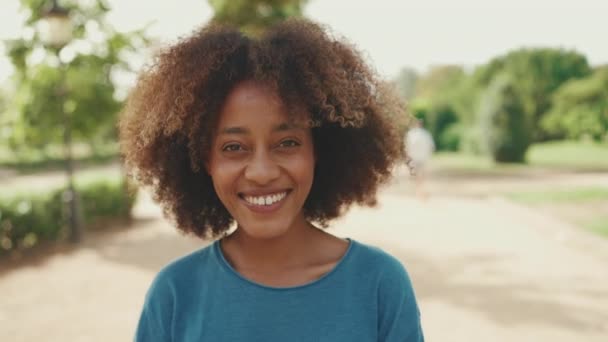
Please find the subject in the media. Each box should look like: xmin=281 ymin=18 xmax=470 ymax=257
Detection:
xmin=1 ymin=0 xmax=607 ymax=82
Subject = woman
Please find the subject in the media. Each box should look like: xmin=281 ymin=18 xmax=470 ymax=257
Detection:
xmin=120 ymin=18 xmax=424 ymax=341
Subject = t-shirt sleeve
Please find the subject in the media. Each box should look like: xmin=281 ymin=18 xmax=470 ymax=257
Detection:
xmin=377 ymin=255 xmax=424 ymax=342
xmin=135 ymin=271 xmax=175 ymax=342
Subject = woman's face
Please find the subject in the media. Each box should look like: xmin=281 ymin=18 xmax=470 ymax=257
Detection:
xmin=206 ymin=81 xmax=315 ymax=239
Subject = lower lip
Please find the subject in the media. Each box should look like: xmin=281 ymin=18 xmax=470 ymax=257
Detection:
xmin=240 ymin=192 xmax=290 ymax=214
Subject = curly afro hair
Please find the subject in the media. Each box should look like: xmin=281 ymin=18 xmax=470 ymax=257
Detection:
xmin=119 ymin=18 xmax=410 ymax=239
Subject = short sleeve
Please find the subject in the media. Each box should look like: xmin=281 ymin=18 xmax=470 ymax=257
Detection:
xmin=377 ymin=255 xmax=424 ymax=342
xmin=135 ymin=271 xmax=176 ymax=342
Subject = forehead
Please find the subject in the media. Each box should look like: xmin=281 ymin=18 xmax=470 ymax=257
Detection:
xmin=216 ymin=80 xmax=307 ymax=129
xmin=222 ymin=81 xmax=282 ymax=114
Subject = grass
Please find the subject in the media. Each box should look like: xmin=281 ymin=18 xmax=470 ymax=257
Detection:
xmin=506 ymin=187 xmax=608 ymax=204
xmin=585 ymin=217 xmax=608 ymax=238
xmin=506 ymin=186 xmax=608 ymax=239
xmin=0 ymin=165 xmax=123 ymax=197
xmin=432 ymin=140 xmax=608 ymax=175
xmin=0 ymin=142 xmax=119 ymax=174
xmin=527 ymin=140 xmax=608 ymax=170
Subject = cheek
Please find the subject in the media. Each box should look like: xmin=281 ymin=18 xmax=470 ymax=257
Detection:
xmin=208 ymin=159 xmax=242 ymax=194
xmin=290 ymin=151 xmax=315 ymax=184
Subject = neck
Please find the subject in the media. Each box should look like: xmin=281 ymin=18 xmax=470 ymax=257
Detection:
xmin=223 ymin=217 xmax=320 ymax=271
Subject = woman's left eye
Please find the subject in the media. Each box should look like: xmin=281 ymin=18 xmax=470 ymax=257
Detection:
xmin=278 ymin=139 xmax=300 ymax=148
xmin=222 ymin=143 xmax=243 ymax=152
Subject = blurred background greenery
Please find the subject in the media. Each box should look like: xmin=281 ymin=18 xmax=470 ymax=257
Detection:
xmin=0 ymin=0 xmax=606 ymax=257
xmin=1 ymin=2 xmax=608 ymax=342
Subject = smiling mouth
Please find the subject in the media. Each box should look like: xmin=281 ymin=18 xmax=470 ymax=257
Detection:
xmin=238 ymin=190 xmax=291 ymax=207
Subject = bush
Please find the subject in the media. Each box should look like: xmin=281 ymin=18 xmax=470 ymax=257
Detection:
xmin=79 ymin=178 xmax=136 ymax=226
xmin=0 ymin=177 xmax=137 ymax=257
xmin=410 ymin=99 xmax=429 ymax=126
xmin=458 ymin=125 xmax=485 ymax=155
xmin=410 ymin=99 xmax=460 ymax=151
xmin=472 ymin=48 xmax=592 ymax=142
xmin=541 ymin=67 xmax=608 ymax=141
xmin=428 ymin=104 xmax=459 ymax=151
xmin=438 ymin=123 xmax=464 ymax=151
xmin=478 ymin=74 xmax=532 ymax=162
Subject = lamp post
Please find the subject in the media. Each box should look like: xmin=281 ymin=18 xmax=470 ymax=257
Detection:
xmin=38 ymin=0 xmax=82 ymax=243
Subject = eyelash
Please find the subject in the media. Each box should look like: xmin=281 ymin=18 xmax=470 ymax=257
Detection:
xmin=220 ymin=139 xmax=301 ymax=152
xmin=278 ymin=139 xmax=301 ymax=148
xmin=222 ymin=143 xmax=243 ymax=152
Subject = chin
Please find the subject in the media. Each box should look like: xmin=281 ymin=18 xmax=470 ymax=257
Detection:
xmin=236 ymin=220 xmax=293 ymax=240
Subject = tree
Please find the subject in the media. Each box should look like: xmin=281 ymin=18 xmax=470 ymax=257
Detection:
xmin=2 ymin=0 xmax=149 ymax=154
xmin=413 ymin=65 xmax=470 ymax=151
xmin=415 ymin=65 xmax=465 ymax=101
xmin=478 ymin=74 xmax=532 ymax=163
xmin=473 ymin=48 xmax=591 ymax=141
xmin=208 ymin=0 xmax=307 ymax=35
xmin=541 ymin=66 xmax=608 ymax=141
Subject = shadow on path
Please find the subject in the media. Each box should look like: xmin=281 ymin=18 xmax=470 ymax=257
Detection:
xmin=86 ymin=218 xmax=206 ymax=272
xmin=380 ymin=242 xmax=608 ymax=334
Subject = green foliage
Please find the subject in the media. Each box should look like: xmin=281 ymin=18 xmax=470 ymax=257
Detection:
xmin=401 ymin=50 xmax=593 ymax=154
xmin=415 ymin=65 xmax=466 ymax=102
xmin=408 ymin=100 xmax=461 ymax=151
xmin=541 ymin=66 xmax=608 ymax=141
xmin=79 ymin=178 xmax=135 ymax=224
xmin=208 ymin=0 xmax=307 ymax=35
xmin=473 ymin=48 xmax=591 ymax=141
xmin=427 ymin=103 xmax=459 ymax=151
xmin=478 ymin=74 xmax=532 ymax=163
xmin=2 ymin=0 xmax=150 ymax=152
xmin=0 ymin=176 xmax=136 ymax=256
xmin=409 ymin=99 xmax=429 ymax=123
xmin=438 ymin=123 xmax=464 ymax=152
xmin=411 ymin=65 xmax=479 ymax=151
xmin=0 ymin=191 xmax=61 ymax=252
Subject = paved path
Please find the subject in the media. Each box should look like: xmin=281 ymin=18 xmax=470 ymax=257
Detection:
xmin=1 ymin=186 xmax=608 ymax=341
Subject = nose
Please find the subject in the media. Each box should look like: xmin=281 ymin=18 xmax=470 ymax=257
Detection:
xmin=244 ymin=150 xmax=280 ymax=185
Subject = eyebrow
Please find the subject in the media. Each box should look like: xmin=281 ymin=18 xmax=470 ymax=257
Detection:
xmin=220 ymin=122 xmax=303 ymax=135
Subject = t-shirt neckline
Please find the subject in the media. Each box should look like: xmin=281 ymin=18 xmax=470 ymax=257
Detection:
xmin=213 ymin=237 xmax=355 ymax=291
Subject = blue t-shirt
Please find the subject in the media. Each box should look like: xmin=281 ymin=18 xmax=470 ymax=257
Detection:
xmin=136 ymin=239 xmax=424 ymax=341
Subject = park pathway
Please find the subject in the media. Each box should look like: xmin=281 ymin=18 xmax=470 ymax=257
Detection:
xmin=1 ymin=184 xmax=608 ymax=341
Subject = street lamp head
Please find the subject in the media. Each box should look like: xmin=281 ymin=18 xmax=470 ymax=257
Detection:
xmin=38 ymin=0 xmax=72 ymax=49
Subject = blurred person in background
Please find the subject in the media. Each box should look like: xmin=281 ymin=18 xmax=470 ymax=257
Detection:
xmin=405 ymin=119 xmax=435 ymax=201
xmin=120 ymin=18 xmax=424 ymax=341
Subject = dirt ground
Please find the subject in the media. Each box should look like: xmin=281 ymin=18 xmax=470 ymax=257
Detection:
xmin=1 ymin=168 xmax=608 ymax=341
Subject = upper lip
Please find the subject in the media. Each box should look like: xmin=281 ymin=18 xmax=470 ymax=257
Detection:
xmin=238 ymin=189 xmax=291 ymax=197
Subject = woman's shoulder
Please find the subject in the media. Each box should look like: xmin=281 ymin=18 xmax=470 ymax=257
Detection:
xmin=352 ymin=240 xmax=407 ymax=266
xmin=349 ymin=240 xmax=413 ymax=283
xmin=350 ymin=240 xmax=420 ymax=326
xmin=150 ymin=242 xmax=217 ymax=288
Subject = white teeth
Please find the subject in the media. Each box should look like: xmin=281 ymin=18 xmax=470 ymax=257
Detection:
xmin=244 ymin=192 xmax=287 ymax=206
